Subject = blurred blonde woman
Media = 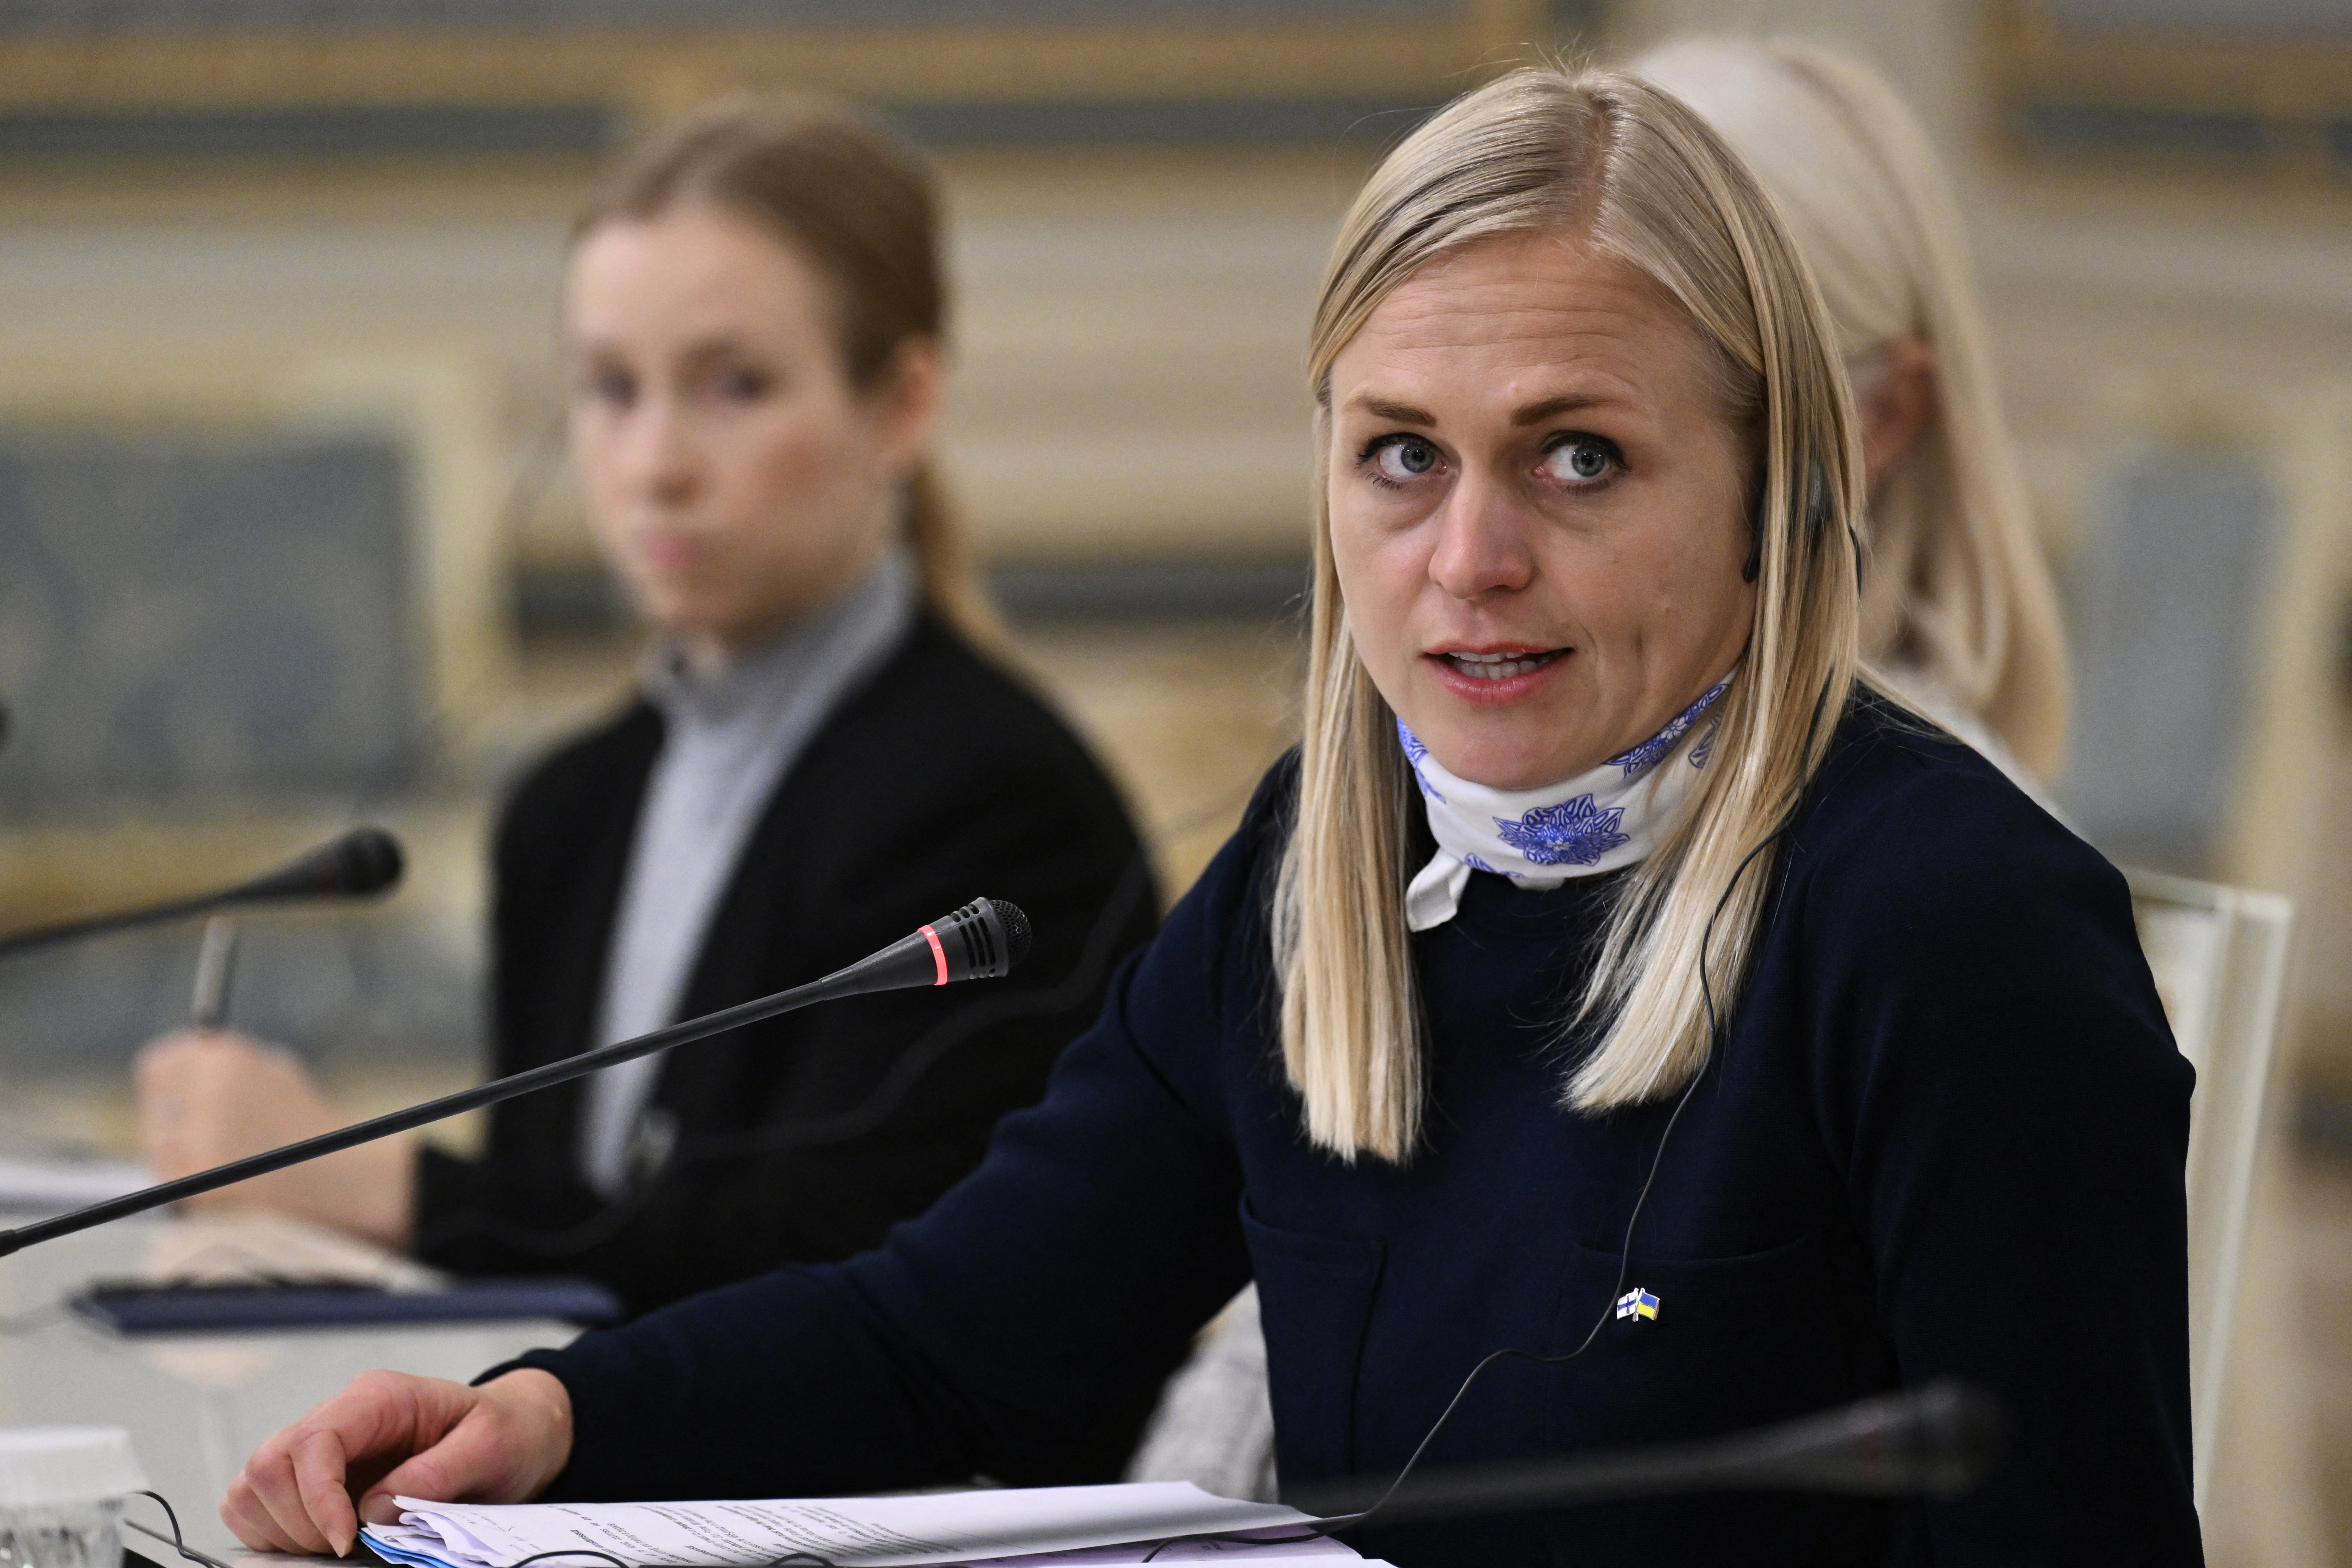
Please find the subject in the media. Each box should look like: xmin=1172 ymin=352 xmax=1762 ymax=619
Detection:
xmin=1640 ymin=36 xmax=2070 ymax=785
xmin=222 ymin=66 xmax=2193 ymax=1565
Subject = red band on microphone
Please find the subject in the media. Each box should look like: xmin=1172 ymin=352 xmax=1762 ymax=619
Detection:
xmin=919 ymin=924 xmax=949 ymax=986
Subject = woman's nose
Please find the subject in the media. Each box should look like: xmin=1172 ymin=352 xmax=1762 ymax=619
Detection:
xmin=1426 ymin=471 xmax=1536 ymax=600
xmin=622 ymin=397 xmax=703 ymax=504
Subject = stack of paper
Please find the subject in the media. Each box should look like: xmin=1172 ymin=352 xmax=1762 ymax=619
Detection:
xmin=361 ymin=1482 xmax=1392 ymax=1568
xmin=0 ymin=1155 xmax=147 ymax=1213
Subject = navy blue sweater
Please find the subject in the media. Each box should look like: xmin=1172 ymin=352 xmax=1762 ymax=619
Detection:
xmin=516 ymin=698 xmax=2201 ymax=1565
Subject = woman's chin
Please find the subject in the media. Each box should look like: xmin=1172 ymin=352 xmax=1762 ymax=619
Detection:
xmin=1412 ymin=715 xmax=1601 ymax=793
xmin=631 ymin=582 xmax=737 ymax=639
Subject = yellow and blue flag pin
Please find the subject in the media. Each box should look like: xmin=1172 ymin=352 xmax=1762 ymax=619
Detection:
xmin=1615 ymin=1287 xmax=1660 ymax=1323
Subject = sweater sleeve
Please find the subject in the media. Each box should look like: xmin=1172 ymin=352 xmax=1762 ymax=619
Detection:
xmin=504 ymin=805 xmax=1271 ymax=1499
xmin=1804 ymin=763 xmax=2201 ymax=1563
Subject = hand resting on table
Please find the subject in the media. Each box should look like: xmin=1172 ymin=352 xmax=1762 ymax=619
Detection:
xmin=223 ymin=1368 xmax=574 ymax=1556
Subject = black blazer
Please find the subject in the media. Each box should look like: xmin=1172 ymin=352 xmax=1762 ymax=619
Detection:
xmin=412 ymin=614 xmax=1158 ymax=1315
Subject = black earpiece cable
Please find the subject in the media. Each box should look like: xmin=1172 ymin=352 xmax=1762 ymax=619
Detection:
xmin=128 ymin=1490 xmax=236 ymax=1568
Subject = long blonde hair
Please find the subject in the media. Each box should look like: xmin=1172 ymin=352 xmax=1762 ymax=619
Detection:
xmin=580 ymin=95 xmax=1001 ymax=645
xmin=1273 ymin=66 xmax=1865 ymax=1162
xmin=1638 ymin=38 xmax=2068 ymax=777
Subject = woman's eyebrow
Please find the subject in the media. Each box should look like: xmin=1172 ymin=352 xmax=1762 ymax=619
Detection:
xmin=1344 ymin=395 xmax=1438 ymax=425
xmin=1512 ymin=392 xmax=1613 ymax=425
xmin=1340 ymin=390 xmax=1620 ymax=427
xmin=677 ymin=335 xmax=758 ymax=371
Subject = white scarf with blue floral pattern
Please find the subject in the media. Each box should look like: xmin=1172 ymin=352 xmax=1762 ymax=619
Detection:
xmin=1400 ymin=674 xmax=1733 ymax=931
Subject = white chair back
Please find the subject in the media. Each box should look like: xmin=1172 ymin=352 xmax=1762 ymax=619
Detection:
xmin=2127 ymin=867 xmax=2294 ymax=1509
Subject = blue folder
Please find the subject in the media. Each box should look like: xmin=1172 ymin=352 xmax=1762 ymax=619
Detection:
xmin=70 ymin=1276 xmax=622 ymax=1334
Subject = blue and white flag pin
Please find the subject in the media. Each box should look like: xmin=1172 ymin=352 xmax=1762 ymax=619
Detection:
xmin=1615 ymin=1287 xmax=1660 ymax=1323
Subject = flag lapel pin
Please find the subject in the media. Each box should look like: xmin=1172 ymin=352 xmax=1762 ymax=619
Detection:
xmin=1614 ymin=1287 xmax=1660 ymax=1323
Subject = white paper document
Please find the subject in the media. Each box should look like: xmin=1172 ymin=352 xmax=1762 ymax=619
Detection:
xmin=0 ymin=1155 xmax=148 ymax=1212
xmin=360 ymin=1483 xmax=1375 ymax=1568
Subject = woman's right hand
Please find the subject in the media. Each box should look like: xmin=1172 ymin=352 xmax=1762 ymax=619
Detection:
xmin=136 ymin=1029 xmax=417 ymax=1248
xmin=223 ymin=1368 xmax=574 ymax=1556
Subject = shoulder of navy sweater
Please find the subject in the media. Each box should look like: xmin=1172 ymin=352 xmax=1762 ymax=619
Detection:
xmin=1783 ymin=690 xmax=2129 ymax=930
xmin=1772 ymin=694 xmax=2182 ymax=1101
xmin=1182 ymin=748 xmax=1301 ymax=953
xmin=1088 ymin=750 xmax=1301 ymax=1099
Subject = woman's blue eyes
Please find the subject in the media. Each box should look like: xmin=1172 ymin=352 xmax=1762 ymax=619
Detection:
xmin=1357 ymin=432 xmax=1622 ymax=489
xmin=1367 ymin=437 xmax=1440 ymax=484
xmin=1543 ymin=436 xmax=1618 ymax=483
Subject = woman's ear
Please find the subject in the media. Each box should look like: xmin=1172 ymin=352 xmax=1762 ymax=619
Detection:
xmin=1853 ymin=338 xmax=1936 ymax=495
xmin=871 ymin=336 xmax=945 ymax=477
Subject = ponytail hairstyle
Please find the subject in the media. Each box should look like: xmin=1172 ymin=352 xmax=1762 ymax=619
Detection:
xmin=578 ymin=95 xmax=1001 ymax=646
xmin=1274 ymin=66 xmax=1866 ymax=1161
xmin=1638 ymin=38 xmax=2068 ymax=778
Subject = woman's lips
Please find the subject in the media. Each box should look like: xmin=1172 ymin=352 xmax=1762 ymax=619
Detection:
xmin=638 ymin=533 xmax=704 ymax=572
xmin=1423 ymin=646 xmax=1572 ymax=705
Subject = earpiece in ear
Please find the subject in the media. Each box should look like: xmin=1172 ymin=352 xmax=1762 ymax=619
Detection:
xmin=1742 ymin=485 xmax=1765 ymax=584
xmin=1745 ymin=459 xmax=1835 ymax=585
xmin=1804 ymin=459 xmax=1832 ymax=539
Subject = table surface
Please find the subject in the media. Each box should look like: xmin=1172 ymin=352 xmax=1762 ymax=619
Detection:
xmin=0 ymin=1207 xmax=577 ymax=1560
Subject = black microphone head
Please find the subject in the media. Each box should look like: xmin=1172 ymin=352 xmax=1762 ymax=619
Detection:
xmin=326 ymin=827 xmax=405 ymax=897
xmin=922 ymin=898 xmax=1030 ymax=983
xmin=227 ymin=827 xmax=406 ymax=905
xmin=988 ymin=898 xmax=1032 ymax=971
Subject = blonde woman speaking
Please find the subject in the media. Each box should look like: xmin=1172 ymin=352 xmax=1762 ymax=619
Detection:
xmin=1129 ymin=36 xmax=2087 ymax=1504
xmin=214 ymin=67 xmax=2196 ymax=1565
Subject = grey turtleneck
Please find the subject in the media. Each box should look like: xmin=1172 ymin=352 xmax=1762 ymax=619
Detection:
xmin=577 ymin=548 xmax=917 ymax=1198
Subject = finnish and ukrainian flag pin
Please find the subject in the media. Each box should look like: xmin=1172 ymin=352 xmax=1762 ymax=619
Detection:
xmin=1615 ymin=1287 xmax=1660 ymax=1323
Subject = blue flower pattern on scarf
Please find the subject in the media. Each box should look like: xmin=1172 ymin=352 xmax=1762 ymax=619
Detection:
xmin=1493 ymin=794 xmax=1630 ymax=866
xmin=1396 ymin=672 xmax=1738 ymax=926
xmin=1396 ymin=718 xmax=1445 ymax=801
xmin=1603 ymin=676 xmax=1733 ymax=777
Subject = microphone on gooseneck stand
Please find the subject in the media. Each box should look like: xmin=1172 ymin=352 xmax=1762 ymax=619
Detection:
xmin=0 ymin=898 xmax=1033 ymax=1259
xmin=0 ymin=827 xmax=406 ymax=963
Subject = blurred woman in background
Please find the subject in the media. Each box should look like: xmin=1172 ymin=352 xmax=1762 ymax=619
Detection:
xmin=1638 ymin=35 xmax=2071 ymax=786
xmin=135 ymin=97 xmax=1157 ymax=1319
